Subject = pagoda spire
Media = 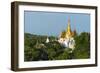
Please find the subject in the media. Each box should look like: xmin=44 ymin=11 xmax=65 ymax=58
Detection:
xmin=67 ymin=18 xmax=71 ymax=32
xmin=66 ymin=17 xmax=72 ymax=36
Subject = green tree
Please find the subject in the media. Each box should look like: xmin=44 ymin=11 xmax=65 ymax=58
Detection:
xmin=54 ymin=50 xmax=69 ymax=60
xmin=73 ymin=32 xmax=90 ymax=59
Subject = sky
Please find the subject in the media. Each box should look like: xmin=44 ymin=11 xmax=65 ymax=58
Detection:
xmin=24 ymin=11 xmax=90 ymax=36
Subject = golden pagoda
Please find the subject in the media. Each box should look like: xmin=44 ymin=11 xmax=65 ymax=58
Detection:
xmin=58 ymin=18 xmax=76 ymax=49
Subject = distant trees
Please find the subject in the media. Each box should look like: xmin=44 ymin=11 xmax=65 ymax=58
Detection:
xmin=24 ymin=32 xmax=90 ymax=61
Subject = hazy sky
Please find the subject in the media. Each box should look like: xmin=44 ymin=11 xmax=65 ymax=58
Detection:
xmin=24 ymin=11 xmax=90 ymax=36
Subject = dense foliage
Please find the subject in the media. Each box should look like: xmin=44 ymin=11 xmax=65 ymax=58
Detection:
xmin=24 ymin=32 xmax=90 ymax=61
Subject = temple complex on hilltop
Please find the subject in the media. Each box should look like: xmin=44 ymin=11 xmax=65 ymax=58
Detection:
xmin=58 ymin=18 xmax=76 ymax=50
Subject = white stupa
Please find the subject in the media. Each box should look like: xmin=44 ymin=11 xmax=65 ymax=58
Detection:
xmin=46 ymin=37 xmax=49 ymax=43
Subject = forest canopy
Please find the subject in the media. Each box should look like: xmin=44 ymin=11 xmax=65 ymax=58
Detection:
xmin=24 ymin=32 xmax=90 ymax=61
